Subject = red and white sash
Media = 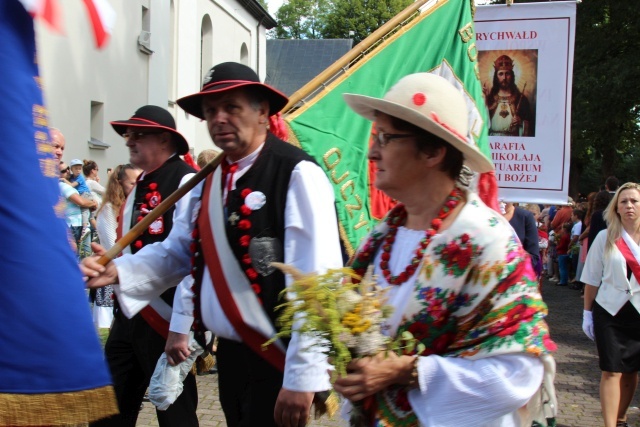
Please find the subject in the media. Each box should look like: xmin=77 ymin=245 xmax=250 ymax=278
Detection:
xmin=117 ymin=189 xmax=172 ymax=338
xmin=616 ymin=230 xmax=640 ymax=292
xmin=198 ymin=167 xmax=286 ymax=372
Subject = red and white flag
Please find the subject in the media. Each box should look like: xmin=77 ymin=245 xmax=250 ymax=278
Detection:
xmin=17 ymin=0 xmax=115 ymax=49
xmin=18 ymin=0 xmax=63 ymax=32
xmin=82 ymin=0 xmax=116 ymax=49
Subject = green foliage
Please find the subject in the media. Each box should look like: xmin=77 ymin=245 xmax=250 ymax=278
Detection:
xmin=272 ymin=0 xmax=412 ymax=43
xmin=322 ymin=0 xmax=413 ymax=44
xmin=274 ymin=0 xmax=329 ymax=39
xmin=98 ymin=328 xmax=109 ymax=347
xmin=570 ymin=1 xmax=640 ymax=191
xmin=256 ymin=0 xmax=269 ymax=10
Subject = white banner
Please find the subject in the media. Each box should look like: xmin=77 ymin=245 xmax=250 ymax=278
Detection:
xmin=475 ymin=2 xmax=576 ymax=204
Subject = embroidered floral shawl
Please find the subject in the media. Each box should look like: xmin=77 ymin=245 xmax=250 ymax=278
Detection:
xmin=351 ymin=191 xmax=556 ymax=426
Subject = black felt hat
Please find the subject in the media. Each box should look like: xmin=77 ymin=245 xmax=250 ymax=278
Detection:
xmin=110 ymin=105 xmax=189 ymax=155
xmin=177 ymin=62 xmax=289 ymax=120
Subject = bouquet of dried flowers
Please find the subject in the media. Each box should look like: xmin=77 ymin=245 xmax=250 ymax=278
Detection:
xmin=264 ymin=263 xmax=421 ymax=426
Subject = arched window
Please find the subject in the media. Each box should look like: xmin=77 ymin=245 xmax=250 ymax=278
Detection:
xmin=201 ymin=15 xmax=213 ymax=83
xmin=240 ymin=43 xmax=249 ymax=66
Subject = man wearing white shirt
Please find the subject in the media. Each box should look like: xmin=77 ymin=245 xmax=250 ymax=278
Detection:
xmin=82 ymin=63 xmax=342 ymax=427
xmin=87 ymin=105 xmax=199 ymax=427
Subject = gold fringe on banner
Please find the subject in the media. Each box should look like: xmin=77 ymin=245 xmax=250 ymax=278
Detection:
xmin=0 ymin=385 xmax=118 ymax=426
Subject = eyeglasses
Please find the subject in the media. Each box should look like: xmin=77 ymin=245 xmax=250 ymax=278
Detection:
xmin=122 ymin=131 xmax=164 ymax=141
xmin=60 ymin=167 xmax=69 ymax=173
xmin=372 ymin=132 xmax=415 ymax=148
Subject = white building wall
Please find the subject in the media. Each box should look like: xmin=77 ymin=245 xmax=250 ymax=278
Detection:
xmin=36 ymin=0 xmax=273 ymax=182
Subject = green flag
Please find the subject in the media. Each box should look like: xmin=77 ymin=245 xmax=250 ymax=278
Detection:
xmin=284 ymin=0 xmax=491 ymax=255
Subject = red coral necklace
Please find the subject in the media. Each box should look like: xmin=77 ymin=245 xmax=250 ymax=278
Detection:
xmin=380 ymin=186 xmax=463 ymax=286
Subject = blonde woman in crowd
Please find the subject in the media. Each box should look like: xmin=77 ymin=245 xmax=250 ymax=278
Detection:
xmin=582 ymin=182 xmax=640 ymax=427
xmin=92 ymin=164 xmax=140 ymax=328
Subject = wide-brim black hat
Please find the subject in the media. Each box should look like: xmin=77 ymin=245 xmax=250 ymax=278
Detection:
xmin=110 ymin=105 xmax=189 ymax=155
xmin=177 ymin=62 xmax=289 ymax=120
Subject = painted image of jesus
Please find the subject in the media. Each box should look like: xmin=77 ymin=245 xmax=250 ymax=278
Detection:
xmin=479 ymin=50 xmax=538 ymax=137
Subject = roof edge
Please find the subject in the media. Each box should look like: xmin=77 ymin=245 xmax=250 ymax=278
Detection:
xmin=236 ymin=0 xmax=278 ymax=29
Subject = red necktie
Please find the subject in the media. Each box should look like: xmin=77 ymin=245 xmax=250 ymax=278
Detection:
xmin=222 ymin=162 xmax=238 ymax=206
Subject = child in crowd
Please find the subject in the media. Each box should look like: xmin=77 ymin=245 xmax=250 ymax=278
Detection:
xmin=569 ymin=209 xmax=585 ymax=287
xmin=556 ymin=222 xmax=572 ymax=286
xmin=547 ymin=214 xmax=559 ymax=282
xmin=537 ymin=219 xmax=549 ymax=287
xmin=68 ymin=158 xmax=94 ymax=245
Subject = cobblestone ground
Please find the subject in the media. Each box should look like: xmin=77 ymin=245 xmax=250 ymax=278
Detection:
xmin=135 ymin=278 xmax=640 ymax=426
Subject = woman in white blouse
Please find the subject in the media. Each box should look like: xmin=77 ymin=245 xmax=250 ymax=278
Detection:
xmin=333 ymin=73 xmax=556 ymax=426
xmin=93 ymin=164 xmax=140 ymax=328
xmin=581 ymin=182 xmax=640 ymax=427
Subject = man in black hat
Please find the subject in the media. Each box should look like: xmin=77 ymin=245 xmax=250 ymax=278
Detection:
xmin=90 ymin=105 xmax=199 ymax=427
xmin=82 ymin=64 xmax=342 ymax=426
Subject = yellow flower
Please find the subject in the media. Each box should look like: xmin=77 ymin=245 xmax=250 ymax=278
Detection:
xmin=342 ymin=312 xmax=362 ymax=327
xmin=351 ymin=319 xmax=372 ymax=334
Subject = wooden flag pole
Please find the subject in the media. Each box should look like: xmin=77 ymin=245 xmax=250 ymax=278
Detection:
xmin=96 ymin=152 xmax=225 ymax=266
xmin=96 ymin=0 xmax=431 ymax=266
xmin=282 ymin=0 xmax=432 ymax=113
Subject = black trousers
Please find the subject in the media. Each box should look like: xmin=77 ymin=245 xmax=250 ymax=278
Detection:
xmin=217 ymin=338 xmax=283 ymax=427
xmin=91 ymin=310 xmax=199 ymax=427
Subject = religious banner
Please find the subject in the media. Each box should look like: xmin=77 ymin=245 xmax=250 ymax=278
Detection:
xmin=475 ymin=1 xmax=576 ymax=204
xmin=284 ymin=0 xmax=493 ymax=255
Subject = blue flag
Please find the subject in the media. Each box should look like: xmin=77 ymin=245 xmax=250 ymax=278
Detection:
xmin=0 ymin=1 xmax=117 ymax=424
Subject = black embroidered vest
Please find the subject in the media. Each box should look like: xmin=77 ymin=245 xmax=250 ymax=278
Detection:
xmin=193 ymin=134 xmax=316 ymax=331
xmin=130 ymin=155 xmax=196 ymax=306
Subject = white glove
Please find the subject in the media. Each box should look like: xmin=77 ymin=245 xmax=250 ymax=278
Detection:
xmin=582 ymin=310 xmax=595 ymax=341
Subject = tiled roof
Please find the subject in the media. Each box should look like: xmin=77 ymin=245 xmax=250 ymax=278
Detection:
xmin=266 ymin=39 xmax=353 ymax=96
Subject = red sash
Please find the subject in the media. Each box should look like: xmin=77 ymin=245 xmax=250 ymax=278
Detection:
xmin=140 ymin=306 xmax=169 ymax=339
xmin=616 ymin=237 xmax=640 ymax=284
xmin=198 ymin=174 xmax=286 ymax=372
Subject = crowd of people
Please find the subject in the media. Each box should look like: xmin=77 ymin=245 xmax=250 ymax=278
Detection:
xmin=6 ymin=0 xmax=631 ymax=420
xmin=68 ymin=63 xmax=559 ymax=427
xmin=500 ymin=177 xmax=640 ymax=427
xmin=499 ymin=176 xmax=619 ymax=297
xmin=45 ymin=60 xmax=638 ymax=427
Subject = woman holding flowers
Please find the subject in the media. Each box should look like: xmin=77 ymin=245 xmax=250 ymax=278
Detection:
xmin=332 ymin=73 xmax=556 ymax=426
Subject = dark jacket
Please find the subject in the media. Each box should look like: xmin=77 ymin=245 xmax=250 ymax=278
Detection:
xmin=509 ymin=207 xmax=540 ymax=271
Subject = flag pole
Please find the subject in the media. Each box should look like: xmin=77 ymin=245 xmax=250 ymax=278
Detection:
xmin=96 ymin=152 xmax=225 ymax=266
xmin=282 ymin=0 xmax=432 ymax=113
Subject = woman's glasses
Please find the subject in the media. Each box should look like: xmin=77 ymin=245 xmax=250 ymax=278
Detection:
xmin=372 ymin=132 xmax=415 ymax=148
